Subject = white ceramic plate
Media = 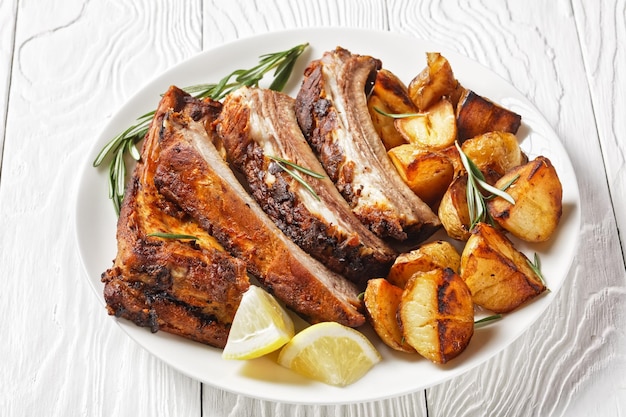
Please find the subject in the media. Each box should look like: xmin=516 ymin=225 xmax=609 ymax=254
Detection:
xmin=75 ymin=28 xmax=581 ymax=405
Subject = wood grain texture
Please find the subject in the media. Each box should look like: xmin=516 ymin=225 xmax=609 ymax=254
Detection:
xmin=202 ymin=392 xmax=428 ymax=417
xmin=0 ymin=1 xmax=204 ymax=415
xmin=573 ymin=0 xmax=626 ymax=261
xmin=385 ymin=1 xmax=626 ymax=416
xmin=202 ymin=0 xmax=388 ymax=47
xmin=0 ymin=0 xmax=17 ymax=170
xmin=2 ymin=1 xmax=625 ymax=416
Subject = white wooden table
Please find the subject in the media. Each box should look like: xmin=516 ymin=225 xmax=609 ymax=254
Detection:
xmin=2 ymin=1 xmax=625 ymax=416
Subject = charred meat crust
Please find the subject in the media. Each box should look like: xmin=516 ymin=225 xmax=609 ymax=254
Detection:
xmin=103 ymin=273 xmax=233 ymax=347
xmin=101 ymin=86 xmax=250 ymax=348
xmin=152 ymin=100 xmax=365 ymax=327
xmin=217 ymin=87 xmax=396 ymax=286
xmin=295 ymin=47 xmax=441 ymax=243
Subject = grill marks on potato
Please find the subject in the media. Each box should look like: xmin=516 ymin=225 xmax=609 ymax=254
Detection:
xmin=488 ymin=156 xmax=563 ymax=242
xmin=399 ymin=268 xmax=474 ymax=364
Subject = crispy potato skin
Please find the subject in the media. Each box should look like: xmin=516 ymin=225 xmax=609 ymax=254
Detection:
xmin=388 ymin=145 xmax=455 ymax=208
xmin=488 ymin=156 xmax=563 ymax=242
xmin=461 ymin=131 xmax=525 ymax=184
xmin=368 ymin=69 xmax=416 ymax=150
xmin=460 ymin=223 xmax=546 ymax=313
xmin=438 ymin=174 xmax=472 ymax=241
xmin=399 ymin=268 xmax=474 ymax=364
xmin=456 ymin=90 xmax=522 ymax=142
xmin=408 ymin=53 xmax=459 ymax=111
xmin=364 ymin=278 xmax=416 ymax=353
xmin=387 ymin=240 xmax=461 ymax=288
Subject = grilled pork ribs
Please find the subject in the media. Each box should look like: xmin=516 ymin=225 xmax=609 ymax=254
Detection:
xmin=102 ymin=47 xmax=443 ymax=347
xmin=295 ymin=47 xmax=440 ymax=242
xmin=101 ymin=87 xmax=250 ymax=348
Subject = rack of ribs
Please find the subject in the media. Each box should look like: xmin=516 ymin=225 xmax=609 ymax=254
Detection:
xmin=152 ymin=88 xmax=365 ymax=327
xmin=217 ymin=86 xmax=397 ymax=288
xmin=101 ymin=87 xmax=250 ymax=348
xmin=295 ymin=47 xmax=440 ymax=243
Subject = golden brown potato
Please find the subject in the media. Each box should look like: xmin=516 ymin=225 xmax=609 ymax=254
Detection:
xmin=387 ymin=144 xmax=455 ymax=207
xmin=456 ymin=89 xmax=522 ymax=142
xmin=438 ymin=144 xmax=464 ymax=176
xmin=398 ymin=268 xmax=474 ymax=364
xmin=461 ymin=131 xmax=525 ymax=184
xmin=408 ymin=52 xmax=459 ymax=111
xmin=394 ymin=99 xmax=457 ymax=150
xmin=367 ymin=69 xmax=417 ymax=150
xmin=387 ymin=240 xmax=461 ymax=288
xmin=460 ymin=222 xmax=546 ymax=313
xmin=488 ymin=156 xmax=563 ymax=242
xmin=438 ymin=174 xmax=472 ymax=241
xmin=363 ymin=278 xmax=416 ymax=353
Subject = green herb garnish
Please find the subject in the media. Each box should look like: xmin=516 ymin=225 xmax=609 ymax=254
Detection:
xmin=94 ymin=43 xmax=309 ymax=215
xmin=267 ymin=155 xmax=325 ymax=201
xmin=527 ymin=252 xmax=548 ymax=288
xmin=373 ymin=107 xmax=425 ymax=119
xmin=147 ymin=232 xmax=199 ymax=241
xmin=474 ymin=314 xmax=503 ymax=328
xmin=455 ymin=142 xmax=517 ymax=230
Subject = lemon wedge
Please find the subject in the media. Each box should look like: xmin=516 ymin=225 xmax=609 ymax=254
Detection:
xmin=222 ymin=286 xmax=295 ymax=360
xmin=277 ymin=322 xmax=381 ymax=387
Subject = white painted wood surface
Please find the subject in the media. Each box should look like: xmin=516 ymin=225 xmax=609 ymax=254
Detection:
xmin=0 ymin=0 xmax=17 ymax=171
xmin=1 ymin=1 xmax=624 ymax=416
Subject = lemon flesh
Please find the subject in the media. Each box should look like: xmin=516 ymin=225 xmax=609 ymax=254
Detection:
xmin=277 ymin=322 xmax=381 ymax=387
xmin=222 ymin=286 xmax=295 ymax=360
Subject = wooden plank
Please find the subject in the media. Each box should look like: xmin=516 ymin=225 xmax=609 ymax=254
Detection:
xmin=202 ymin=0 xmax=388 ymax=46
xmin=384 ymin=0 xmax=626 ymax=416
xmin=0 ymin=0 xmax=17 ymax=171
xmin=573 ymin=0 xmax=626 ymax=260
xmin=565 ymin=0 xmax=626 ymax=411
xmin=0 ymin=1 xmax=204 ymax=415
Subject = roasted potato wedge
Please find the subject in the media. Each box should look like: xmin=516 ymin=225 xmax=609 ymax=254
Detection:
xmin=368 ymin=69 xmax=417 ymax=150
xmin=387 ymin=240 xmax=461 ymax=288
xmin=408 ymin=52 xmax=460 ymax=111
xmin=461 ymin=131 xmax=525 ymax=183
xmin=488 ymin=156 xmax=563 ymax=242
xmin=456 ymin=89 xmax=522 ymax=142
xmin=394 ymin=99 xmax=457 ymax=150
xmin=438 ymin=174 xmax=472 ymax=241
xmin=460 ymin=222 xmax=546 ymax=313
xmin=438 ymin=144 xmax=464 ymax=176
xmin=364 ymin=278 xmax=415 ymax=353
xmin=387 ymin=144 xmax=455 ymax=207
xmin=399 ymin=268 xmax=474 ymax=364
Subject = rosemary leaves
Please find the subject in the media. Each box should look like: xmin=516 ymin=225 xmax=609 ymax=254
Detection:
xmin=455 ymin=142 xmax=517 ymax=230
xmin=527 ymin=252 xmax=547 ymax=287
xmin=94 ymin=42 xmax=309 ymax=214
xmin=267 ymin=155 xmax=325 ymax=201
xmin=146 ymin=232 xmax=199 ymax=241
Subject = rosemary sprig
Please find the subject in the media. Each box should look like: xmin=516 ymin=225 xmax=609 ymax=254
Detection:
xmin=267 ymin=155 xmax=325 ymax=179
xmin=94 ymin=43 xmax=309 ymax=214
xmin=267 ymin=155 xmax=325 ymax=201
xmin=527 ymin=252 xmax=548 ymax=288
xmin=184 ymin=42 xmax=309 ymax=101
xmin=373 ymin=107 xmax=425 ymax=119
xmin=147 ymin=232 xmax=199 ymax=241
xmin=474 ymin=314 xmax=503 ymax=328
xmin=455 ymin=142 xmax=517 ymax=230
